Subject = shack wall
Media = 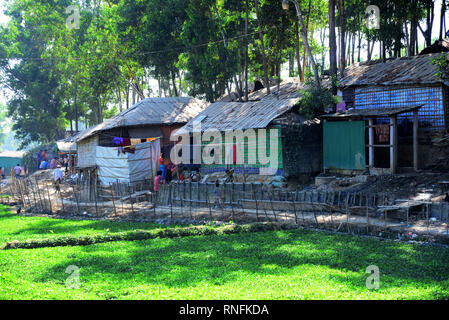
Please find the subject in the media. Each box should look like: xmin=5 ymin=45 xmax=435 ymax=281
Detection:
xmin=353 ymin=85 xmax=445 ymax=130
xmin=77 ymin=135 xmax=99 ymax=168
xmin=323 ymin=121 xmax=366 ymax=171
xmin=281 ymin=123 xmax=322 ymax=177
xmin=200 ymin=124 xmax=283 ymax=176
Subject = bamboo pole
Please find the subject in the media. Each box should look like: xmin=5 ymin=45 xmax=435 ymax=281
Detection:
xmin=170 ymin=183 xmax=174 ymax=220
xmin=269 ymin=189 xmax=277 ymax=222
xmin=72 ymin=185 xmax=81 ymax=215
xmin=291 ymin=191 xmax=298 ymax=225
xmin=109 ymin=183 xmax=117 ymax=217
xmin=205 ymin=183 xmax=212 ymax=221
xmin=128 ymin=183 xmax=134 ymax=216
xmin=44 ymin=182 xmax=52 ymax=214
xmin=34 ymin=178 xmax=43 ymax=212
xmin=252 ymin=183 xmax=259 ymax=222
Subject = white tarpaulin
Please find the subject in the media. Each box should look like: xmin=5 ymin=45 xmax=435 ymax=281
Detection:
xmin=95 ymin=139 xmax=160 ymax=185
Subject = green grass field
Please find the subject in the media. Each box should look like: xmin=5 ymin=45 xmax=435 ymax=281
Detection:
xmin=0 ymin=206 xmax=162 ymax=243
xmin=0 ymin=205 xmax=448 ymax=299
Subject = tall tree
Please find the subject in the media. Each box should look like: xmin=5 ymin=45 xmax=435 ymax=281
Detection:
xmin=329 ymin=0 xmax=337 ymax=94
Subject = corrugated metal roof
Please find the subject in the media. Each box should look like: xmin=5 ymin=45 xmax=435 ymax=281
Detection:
xmin=76 ymin=97 xmax=208 ymax=142
xmin=56 ymin=140 xmax=76 ymax=152
xmin=219 ymin=77 xmax=332 ymax=102
xmin=338 ymin=53 xmax=447 ymax=88
xmin=218 ymin=78 xmax=303 ymax=102
xmin=176 ymin=97 xmax=299 ymax=133
xmin=320 ymin=105 xmax=423 ymax=119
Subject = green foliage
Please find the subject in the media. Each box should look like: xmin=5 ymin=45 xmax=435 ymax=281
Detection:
xmin=432 ymin=53 xmax=449 ymax=81
xmin=297 ymin=82 xmax=338 ymax=119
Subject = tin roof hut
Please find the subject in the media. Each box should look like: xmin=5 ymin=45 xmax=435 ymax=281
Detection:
xmin=323 ymin=52 xmax=449 ymax=174
xmin=175 ymin=79 xmax=322 ymax=178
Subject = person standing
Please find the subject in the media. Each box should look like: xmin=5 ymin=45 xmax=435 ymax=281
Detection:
xmin=153 ymin=170 xmax=163 ymax=198
xmin=50 ymin=157 xmax=57 ymax=169
xmin=20 ymin=165 xmax=27 ymax=180
xmin=213 ymin=181 xmax=222 ymax=209
xmin=53 ymin=165 xmax=63 ymax=192
xmin=14 ymin=164 xmax=21 ymax=180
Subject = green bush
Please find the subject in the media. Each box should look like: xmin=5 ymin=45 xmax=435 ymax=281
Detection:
xmin=1 ymin=222 xmax=288 ymax=250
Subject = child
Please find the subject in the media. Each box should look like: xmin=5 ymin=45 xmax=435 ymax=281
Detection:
xmin=154 ymin=170 xmax=163 ymax=193
xmin=213 ymin=180 xmax=222 ymax=209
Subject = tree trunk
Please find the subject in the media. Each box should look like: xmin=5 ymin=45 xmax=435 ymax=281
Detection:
xmin=254 ymin=0 xmax=270 ymax=93
xmin=171 ymin=71 xmax=178 ymax=96
xmin=357 ymin=28 xmax=361 ymax=63
xmin=329 ymin=0 xmax=338 ymax=94
xmin=289 ymin=52 xmax=294 ymax=77
xmin=293 ymin=0 xmax=320 ymax=86
xmin=74 ymin=81 xmax=78 ymax=132
xmin=295 ymin=21 xmax=303 ymax=81
xmin=213 ymin=2 xmax=243 ymax=101
xmin=410 ymin=0 xmax=418 ymax=56
xmin=338 ymin=0 xmax=346 ymax=77
xmin=351 ymin=32 xmax=356 ymax=64
xmin=118 ymin=88 xmax=122 ymax=113
xmin=440 ymin=0 xmax=446 ymax=40
xmin=301 ymin=0 xmax=313 ymax=81
xmin=98 ymin=97 xmax=103 ymax=124
xmin=244 ymin=0 xmax=249 ymax=101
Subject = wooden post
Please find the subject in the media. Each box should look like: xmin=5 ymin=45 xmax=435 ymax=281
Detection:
xmin=413 ymin=110 xmax=419 ymax=171
xmin=269 ymin=189 xmax=277 ymax=222
xmin=390 ymin=116 xmax=397 ymax=174
xmin=153 ymin=187 xmax=157 ymax=218
xmin=205 ymin=183 xmax=212 ymax=221
xmin=93 ymin=179 xmax=98 ymax=216
xmin=366 ymin=195 xmax=370 ymax=233
xmin=128 ymin=183 xmax=134 ymax=215
xmin=72 ymin=185 xmax=81 ymax=215
xmin=291 ymin=191 xmax=298 ymax=225
xmin=368 ymin=118 xmax=374 ymax=168
xmin=109 ymin=183 xmax=117 ymax=217
xmin=34 ymin=178 xmax=43 ymax=212
xmin=29 ymin=180 xmax=38 ymax=209
xmin=16 ymin=180 xmax=25 ymax=209
xmin=59 ymin=184 xmax=65 ymax=213
xmin=45 ymin=183 xmax=53 ymax=214
xmin=170 ymin=183 xmax=174 ymax=220
xmin=181 ymin=181 xmax=184 ymax=212
xmin=252 ymin=183 xmax=259 ymax=222
xmin=231 ymin=182 xmax=235 ymax=219
xmin=189 ymin=182 xmax=192 ymax=219
xmin=345 ymin=193 xmax=351 ymax=232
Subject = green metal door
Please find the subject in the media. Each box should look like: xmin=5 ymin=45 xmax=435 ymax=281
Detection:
xmin=323 ymin=121 xmax=366 ymax=170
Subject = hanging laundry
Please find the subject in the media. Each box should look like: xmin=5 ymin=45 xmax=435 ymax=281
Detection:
xmin=375 ymin=124 xmax=390 ymax=143
xmin=130 ymin=138 xmax=142 ymax=146
xmin=123 ymin=138 xmax=131 ymax=147
xmin=113 ymin=137 xmax=123 ymax=146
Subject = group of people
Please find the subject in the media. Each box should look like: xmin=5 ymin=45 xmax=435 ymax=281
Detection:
xmin=38 ymin=154 xmax=69 ymax=175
